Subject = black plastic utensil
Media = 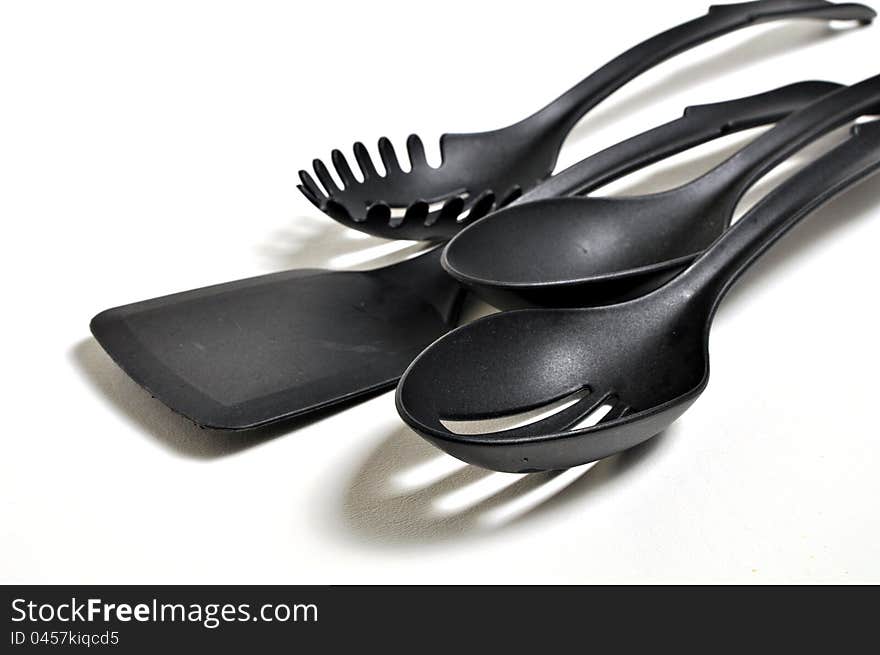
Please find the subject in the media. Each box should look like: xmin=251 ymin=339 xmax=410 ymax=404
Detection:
xmin=297 ymin=0 xmax=874 ymax=241
xmin=397 ymin=119 xmax=880 ymax=473
xmin=89 ymin=83 xmax=828 ymax=430
xmin=442 ymin=74 xmax=880 ymax=309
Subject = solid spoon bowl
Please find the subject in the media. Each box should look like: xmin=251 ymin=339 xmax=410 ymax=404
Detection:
xmin=442 ymin=76 xmax=880 ymax=308
xmin=441 ymin=193 xmax=714 ymax=308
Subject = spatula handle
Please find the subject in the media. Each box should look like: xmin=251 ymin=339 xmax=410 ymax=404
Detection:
xmin=676 ymin=119 xmax=880 ymax=306
xmin=519 ymin=81 xmax=842 ymax=202
xmin=527 ymin=0 xmax=875 ymax=141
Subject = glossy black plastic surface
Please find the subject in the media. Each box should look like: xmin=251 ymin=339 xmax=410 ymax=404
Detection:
xmin=397 ymin=120 xmax=880 ymax=473
xmin=89 ymin=84 xmax=826 ymax=429
xmin=298 ymin=0 xmax=874 ymax=240
xmin=443 ymin=75 xmax=880 ymax=308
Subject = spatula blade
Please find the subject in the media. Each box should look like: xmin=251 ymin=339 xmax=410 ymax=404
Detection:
xmin=91 ymin=266 xmax=456 ymax=430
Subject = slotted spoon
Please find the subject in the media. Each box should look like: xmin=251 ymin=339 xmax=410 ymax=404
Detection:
xmin=396 ymin=119 xmax=880 ymax=472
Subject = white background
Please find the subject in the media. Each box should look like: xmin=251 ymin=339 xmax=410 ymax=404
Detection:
xmin=2 ymin=0 xmax=879 ymax=584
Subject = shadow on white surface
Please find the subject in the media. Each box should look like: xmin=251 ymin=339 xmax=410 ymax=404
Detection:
xmin=562 ymin=22 xmax=856 ymax=154
xmin=334 ymin=424 xmax=671 ymax=546
xmin=257 ymin=214 xmax=425 ymax=271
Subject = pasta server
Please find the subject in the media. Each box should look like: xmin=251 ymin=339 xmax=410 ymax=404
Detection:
xmin=298 ymin=0 xmax=874 ymax=241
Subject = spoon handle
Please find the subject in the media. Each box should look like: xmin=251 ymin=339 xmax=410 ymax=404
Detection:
xmin=526 ymin=0 xmax=874 ymax=140
xmin=700 ymin=74 xmax=880 ymax=208
xmin=519 ymin=81 xmax=842 ymax=202
xmin=675 ymin=119 xmax=880 ymax=306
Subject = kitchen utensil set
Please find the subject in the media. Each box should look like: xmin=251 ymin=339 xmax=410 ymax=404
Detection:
xmin=92 ymin=81 xmax=841 ymax=429
xmin=91 ymin=2 xmax=880 ymax=477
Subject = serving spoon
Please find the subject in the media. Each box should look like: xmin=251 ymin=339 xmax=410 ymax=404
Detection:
xmin=442 ymin=74 xmax=880 ymax=308
xmin=297 ymin=0 xmax=874 ymax=241
xmin=396 ymin=119 xmax=880 ymax=473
